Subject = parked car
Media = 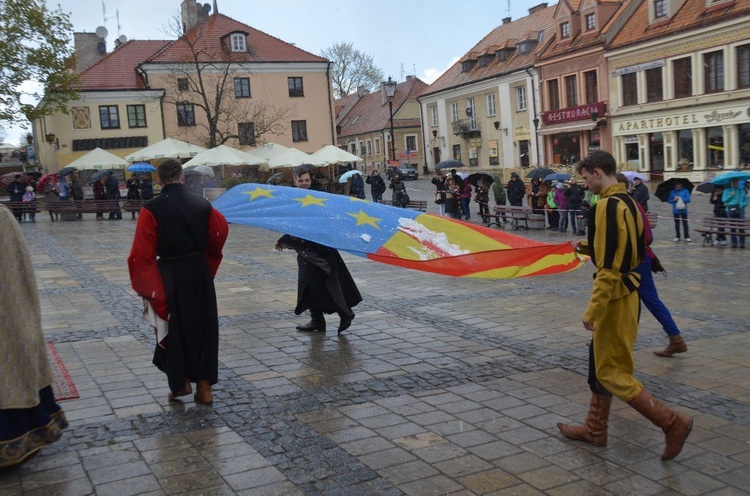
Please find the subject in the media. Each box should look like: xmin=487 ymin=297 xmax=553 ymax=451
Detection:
xmin=387 ymin=164 xmax=418 ymax=180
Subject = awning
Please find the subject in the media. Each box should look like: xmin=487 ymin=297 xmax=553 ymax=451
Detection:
xmin=537 ymin=121 xmax=598 ymax=136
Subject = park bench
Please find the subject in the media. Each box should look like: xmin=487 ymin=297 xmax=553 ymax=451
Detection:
xmin=695 ymin=216 xmax=750 ymax=246
xmin=123 ymin=199 xmax=150 ymax=213
xmin=493 ymin=205 xmax=545 ymax=231
xmin=47 ymin=198 xmax=122 ymax=219
xmin=1 ymin=200 xmax=41 ymax=219
xmin=380 ymin=199 xmax=428 ymax=212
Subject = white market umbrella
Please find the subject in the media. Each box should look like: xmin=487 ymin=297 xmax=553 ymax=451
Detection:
xmin=66 ymin=147 xmax=128 ymax=170
xmin=312 ymin=145 xmax=363 ymax=165
xmin=266 ymin=147 xmax=326 ymax=169
xmin=183 ymin=145 xmax=266 ymax=167
xmin=249 ymin=142 xmax=289 ymax=160
xmin=125 ymin=138 xmax=207 ymax=162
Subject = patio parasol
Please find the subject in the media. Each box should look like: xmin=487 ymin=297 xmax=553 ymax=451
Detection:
xmin=434 ymin=159 xmax=465 ymax=170
xmin=654 ymin=178 xmax=694 ymax=202
xmin=526 ymin=167 xmax=555 ymax=180
xmin=311 ymin=145 xmax=363 ymax=165
xmin=66 ymin=147 xmax=128 ymax=170
xmin=125 ymin=138 xmax=207 ymax=162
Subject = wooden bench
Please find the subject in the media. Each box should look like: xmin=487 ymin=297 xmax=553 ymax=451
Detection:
xmin=380 ymin=199 xmax=428 ymax=212
xmin=1 ymin=200 xmax=41 ymax=218
xmin=695 ymin=216 xmax=750 ymax=246
xmin=48 ymin=198 xmax=122 ymax=219
xmin=494 ymin=205 xmax=545 ymax=231
xmin=123 ymin=199 xmax=149 ymax=213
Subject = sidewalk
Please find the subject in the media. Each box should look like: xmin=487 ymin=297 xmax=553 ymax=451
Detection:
xmin=2 ymin=196 xmax=749 ymax=495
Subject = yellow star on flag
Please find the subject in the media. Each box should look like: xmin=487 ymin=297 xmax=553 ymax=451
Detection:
xmin=349 ymin=197 xmax=369 ymax=204
xmin=294 ymin=194 xmax=328 ymax=207
xmin=347 ymin=210 xmax=381 ymax=229
xmin=243 ymin=187 xmax=274 ymax=201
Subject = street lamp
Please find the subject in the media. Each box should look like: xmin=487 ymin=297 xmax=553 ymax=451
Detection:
xmin=532 ymin=117 xmax=541 ymax=167
xmin=384 ymin=76 xmax=397 ymax=163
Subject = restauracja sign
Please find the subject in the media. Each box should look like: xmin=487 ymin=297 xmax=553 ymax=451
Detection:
xmin=543 ymin=102 xmax=606 ymax=125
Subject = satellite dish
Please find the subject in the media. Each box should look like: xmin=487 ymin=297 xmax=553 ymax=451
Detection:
xmin=203 ymin=3 xmax=211 ymax=13
xmin=95 ymin=26 xmax=108 ymax=39
xmin=118 ymin=35 xmax=128 ymax=44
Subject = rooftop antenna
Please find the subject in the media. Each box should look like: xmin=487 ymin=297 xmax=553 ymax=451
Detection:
xmin=102 ymin=2 xmax=121 ymax=38
xmin=507 ymin=0 xmax=511 ymax=19
xmin=400 ymin=63 xmax=404 ymax=81
xmin=412 ymin=63 xmax=416 ymax=77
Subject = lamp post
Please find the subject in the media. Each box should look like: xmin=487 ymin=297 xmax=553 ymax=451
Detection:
xmin=532 ymin=117 xmax=541 ymax=167
xmin=383 ymin=76 xmax=397 ymax=163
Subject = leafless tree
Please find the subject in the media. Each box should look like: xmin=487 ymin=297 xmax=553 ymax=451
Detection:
xmin=321 ymin=42 xmax=384 ymax=99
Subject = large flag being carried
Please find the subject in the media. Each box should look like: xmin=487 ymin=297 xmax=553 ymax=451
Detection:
xmin=212 ymin=185 xmax=584 ymax=279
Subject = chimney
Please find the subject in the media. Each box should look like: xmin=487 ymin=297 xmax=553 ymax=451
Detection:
xmin=528 ymin=3 xmax=548 ymax=15
xmin=74 ymin=32 xmax=107 ymax=73
xmin=181 ymin=0 xmax=210 ymax=34
xmin=356 ymin=86 xmax=368 ymax=97
xmin=406 ymin=75 xmax=413 ymax=81
xmin=503 ymin=17 xmax=512 ymax=25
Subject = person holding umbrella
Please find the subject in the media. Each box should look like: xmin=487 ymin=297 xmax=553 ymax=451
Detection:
xmin=722 ymin=179 xmax=748 ymax=248
xmin=126 ymin=174 xmax=141 ymax=220
xmin=668 ymin=182 xmax=692 ymax=242
xmin=710 ymin=185 xmax=727 ymax=246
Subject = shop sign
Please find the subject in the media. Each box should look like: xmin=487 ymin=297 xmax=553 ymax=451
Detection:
xmin=470 ymin=138 xmax=482 ymax=147
xmin=543 ymin=102 xmax=606 ymax=125
xmin=615 ymin=105 xmax=748 ymax=134
xmin=488 ymin=140 xmax=498 ymax=159
xmin=514 ymin=126 xmax=530 ymax=140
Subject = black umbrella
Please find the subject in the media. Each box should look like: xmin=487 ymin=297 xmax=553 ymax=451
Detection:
xmin=89 ymin=169 xmax=114 ymax=183
xmin=467 ymin=172 xmax=493 ymax=186
xmin=435 ymin=159 xmax=465 ymax=170
xmin=654 ymin=178 xmax=694 ymax=202
xmin=526 ymin=167 xmax=555 ymax=180
xmin=57 ymin=166 xmax=77 ymax=177
xmin=695 ymin=181 xmax=717 ymax=194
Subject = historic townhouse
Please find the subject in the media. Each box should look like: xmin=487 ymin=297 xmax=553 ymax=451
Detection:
xmin=419 ymin=3 xmax=556 ymax=171
xmin=605 ymin=0 xmax=750 ymax=180
xmin=536 ymin=0 xmax=636 ymax=166
xmin=336 ymin=76 xmax=428 ymax=171
xmin=33 ymin=0 xmax=335 ymax=172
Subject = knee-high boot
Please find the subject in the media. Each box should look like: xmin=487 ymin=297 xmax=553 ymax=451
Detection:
xmin=627 ymin=388 xmax=693 ymax=460
xmin=557 ymin=393 xmax=612 ymax=447
xmin=296 ymin=309 xmax=326 ymax=332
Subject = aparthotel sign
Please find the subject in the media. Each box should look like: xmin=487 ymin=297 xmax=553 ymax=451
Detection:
xmin=614 ymin=104 xmax=749 ymax=135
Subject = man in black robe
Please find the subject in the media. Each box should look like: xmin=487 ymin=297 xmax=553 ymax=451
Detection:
xmin=128 ymin=159 xmax=228 ymax=405
xmin=275 ymin=169 xmax=362 ymax=334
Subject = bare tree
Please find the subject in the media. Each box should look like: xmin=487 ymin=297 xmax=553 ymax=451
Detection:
xmin=321 ymin=42 xmax=384 ymax=99
xmin=161 ymin=17 xmax=295 ymax=148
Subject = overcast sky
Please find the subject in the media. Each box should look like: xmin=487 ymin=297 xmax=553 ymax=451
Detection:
xmin=5 ymin=0 xmax=550 ymax=146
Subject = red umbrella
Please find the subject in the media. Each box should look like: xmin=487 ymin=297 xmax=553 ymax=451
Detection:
xmin=36 ymin=173 xmax=59 ymax=193
xmin=1 ymin=171 xmax=33 ymax=186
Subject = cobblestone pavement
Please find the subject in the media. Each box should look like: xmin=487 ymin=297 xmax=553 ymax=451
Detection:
xmin=2 ymin=178 xmax=749 ymax=495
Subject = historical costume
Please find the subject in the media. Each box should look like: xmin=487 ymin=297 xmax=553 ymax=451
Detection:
xmin=0 ymin=205 xmax=67 ymax=468
xmin=128 ymin=180 xmax=228 ymax=404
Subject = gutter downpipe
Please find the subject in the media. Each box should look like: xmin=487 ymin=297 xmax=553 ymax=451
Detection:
xmin=525 ymin=67 xmax=541 ymax=167
xmin=326 ymin=61 xmax=336 ymax=146
xmin=418 ymin=101 xmax=429 ymax=174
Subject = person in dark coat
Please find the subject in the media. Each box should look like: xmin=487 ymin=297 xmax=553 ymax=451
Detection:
xmin=349 ymin=172 xmax=365 ymax=199
xmin=366 ymin=170 xmax=386 ymax=203
xmin=389 ymin=174 xmax=409 ymax=208
xmin=126 ymin=175 xmax=141 ymax=220
xmin=128 ymin=159 xmax=228 ymax=405
xmin=70 ymin=172 xmax=84 ymax=220
xmin=506 ymin=172 xmax=526 ymax=206
xmin=275 ymin=168 xmax=361 ymax=334
xmin=105 ymin=172 xmax=122 ymax=220
xmin=93 ymin=177 xmax=106 ymax=220
xmin=7 ymin=175 xmax=25 ymax=221
xmin=140 ymin=176 xmax=154 ymax=200
xmin=565 ymin=177 xmax=585 ymax=235
xmin=631 ymin=177 xmax=650 ymax=212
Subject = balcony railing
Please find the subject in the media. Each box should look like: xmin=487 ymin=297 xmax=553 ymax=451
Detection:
xmin=452 ymin=118 xmax=481 ymax=138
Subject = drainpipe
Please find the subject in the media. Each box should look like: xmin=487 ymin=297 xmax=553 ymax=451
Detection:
xmin=525 ymin=67 xmax=540 ymax=166
xmin=418 ymin=102 xmax=429 ymax=174
xmin=326 ymin=61 xmax=335 ymax=145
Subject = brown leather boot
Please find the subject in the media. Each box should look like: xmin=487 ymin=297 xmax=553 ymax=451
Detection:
xmin=195 ymin=380 xmax=213 ymax=405
xmin=168 ymin=378 xmax=192 ymax=401
xmin=653 ymin=335 xmax=688 ymax=357
xmin=628 ymin=388 xmax=693 ymax=460
xmin=557 ymin=393 xmax=612 ymax=447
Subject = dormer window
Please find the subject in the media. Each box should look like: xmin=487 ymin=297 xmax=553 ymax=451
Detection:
xmin=585 ymin=13 xmax=596 ymax=31
xmin=230 ymin=33 xmax=246 ymax=52
xmin=479 ymin=54 xmax=494 ymax=67
xmin=461 ymin=60 xmax=477 ymax=72
xmin=654 ymin=0 xmax=667 ymax=19
xmin=518 ymin=40 xmax=535 ymax=54
xmin=560 ymin=22 xmax=570 ymax=39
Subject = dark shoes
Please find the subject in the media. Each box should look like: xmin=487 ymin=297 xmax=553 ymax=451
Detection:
xmin=337 ymin=311 xmax=355 ymax=334
xmin=296 ymin=312 xmax=326 ymax=333
xmin=168 ymin=378 xmax=193 ymax=401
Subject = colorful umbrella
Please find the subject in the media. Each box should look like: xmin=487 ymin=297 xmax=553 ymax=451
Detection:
xmin=710 ymin=170 xmax=750 ymax=186
xmin=127 ymin=162 xmax=156 ymax=173
xmin=36 ymin=173 xmax=58 ymax=193
xmin=212 ymin=184 xmax=584 ymax=279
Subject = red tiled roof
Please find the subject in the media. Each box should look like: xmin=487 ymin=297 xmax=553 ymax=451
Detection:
xmin=422 ymin=5 xmax=558 ymax=97
xmin=609 ymin=0 xmax=750 ymax=49
xmin=76 ymin=40 xmax=169 ymax=90
xmin=147 ymin=14 xmax=327 ymax=64
xmin=337 ymin=77 xmax=428 ymax=138
xmin=335 ymin=93 xmax=358 ymax=120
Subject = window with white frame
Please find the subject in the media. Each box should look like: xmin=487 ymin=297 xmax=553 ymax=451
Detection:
xmin=704 ymin=50 xmax=724 ymax=93
xmin=654 ymin=0 xmax=667 ymax=19
xmin=366 ymin=140 xmax=372 ymax=155
xmin=405 ymin=135 xmax=418 ymax=153
xmin=515 ymin=86 xmax=527 ymax=111
xmin=560 ymin=22 xmax=570 ymax=39
xmin=585 ymin=13 xmax=596 ymax=31
xmin=230 ymin=33 xmax=246 ymax=52
xmin=450 ymin=102 xmax=459 ymax=122
xmin=374 ymin=138 xmax=381 ymax=155
xmin=431 ymin=106 xmax=438 ymax=126
xmin=486 ymin=93 xmax=496 ymax=116
xmin=737 ymin=44 xmax=750 ymax=89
